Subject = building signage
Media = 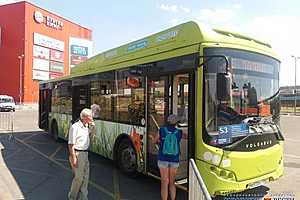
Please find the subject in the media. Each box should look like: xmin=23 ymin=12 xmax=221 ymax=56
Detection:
xmin=33 ymin=58 xmax=49 ymax=71
xmin=71 ymin=45 xmax=88 ymax=56
xmin=32 ymin=70 xmax=49 ymax=80
xmin=34 ymin=11 xmax=63 ymax=30
xmin=70 ymin=55 xmax=88 ymax=65
xmin=34 ymin=33 xmax=64 ymax=51
xmin=69 ymin=37 xmax=93 ymax=68
xmin=50 ymin=49 xmax=64 ymax=62
xmin=33 ymin=45 xmax=49 ymax=60
xmin=49 ymin=72 xmax=63 ymax=79
xmin=50 ymin=61 xmax=64 ymax=73
xmin=34 ymin=11 xmax=43 ymax=24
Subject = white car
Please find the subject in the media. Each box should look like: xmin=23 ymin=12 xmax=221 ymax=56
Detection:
xmin=0 ymin=95 xmax=16 ymax=112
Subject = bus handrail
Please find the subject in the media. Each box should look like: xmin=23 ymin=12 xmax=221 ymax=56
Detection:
xmin=150 ymin=114 xmax=160 ymax=130
xmin=189 ymin=159 xmax=212 ymax=200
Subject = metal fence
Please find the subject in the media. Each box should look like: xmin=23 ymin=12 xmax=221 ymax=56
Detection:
xmin=0 ymin=112 xmax=14 ymax=132
xmin=189 ymin=159 xmax=212 ymax=200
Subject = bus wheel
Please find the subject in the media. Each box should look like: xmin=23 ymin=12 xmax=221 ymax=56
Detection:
xmin=118 ymin=139 xmax=137 ymax=175
xmin=51 ymin=121 xmax=59 ymax=141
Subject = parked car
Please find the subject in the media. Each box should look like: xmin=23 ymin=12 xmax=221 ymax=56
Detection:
xmin=0 ymin=95 xmax=16 ymax=112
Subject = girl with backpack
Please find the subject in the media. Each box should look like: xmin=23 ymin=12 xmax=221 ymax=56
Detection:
xmin=153 ymin=114 xmax=185 ymax=200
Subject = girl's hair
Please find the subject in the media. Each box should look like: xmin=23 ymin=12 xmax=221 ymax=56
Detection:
xmin=167 ymin=114 xmax=178 ymax=125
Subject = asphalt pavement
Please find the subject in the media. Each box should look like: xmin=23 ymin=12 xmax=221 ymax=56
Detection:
xmin=0 ymin=110 xmax=187 ymax=200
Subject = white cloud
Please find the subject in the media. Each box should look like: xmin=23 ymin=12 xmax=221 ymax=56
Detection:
xmin=160 ymin=4 xmax=178 ymax=12
xmin=233 ymin=3 xmax=242 ymax=9
xmin=196 ymin=8 xmax=234 ymax=23
xmin=180 ymin=6 xmax=191 ymax=13
xmin=159 ymin=4 xmax=191 ymax=13
xmin=0 ymin=0 xmax=20 ymax=5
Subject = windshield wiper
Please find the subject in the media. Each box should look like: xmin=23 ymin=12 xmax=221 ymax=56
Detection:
xmin=242 ymin=116 xmax=261 ymax=125
xmin=258 ymin=90 xmax=280 ymax=104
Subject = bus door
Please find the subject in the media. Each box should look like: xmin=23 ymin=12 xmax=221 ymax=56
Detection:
xmin=39 ymin=87 xmax=51 ymax=130
xmin=147 ymin=73 xmax=191 ymax=181
xmin=147 ymin=75 xmax=169 ymax=176
xmin=72 ymin=84 xmax=90 ymax=122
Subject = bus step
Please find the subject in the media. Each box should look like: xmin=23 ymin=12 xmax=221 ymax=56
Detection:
xmin=175 ymin=178 xmax=187 ymax=185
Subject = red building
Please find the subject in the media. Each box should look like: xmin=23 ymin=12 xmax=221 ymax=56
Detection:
xmin=0 ymin=1 xmax=93 ymax=104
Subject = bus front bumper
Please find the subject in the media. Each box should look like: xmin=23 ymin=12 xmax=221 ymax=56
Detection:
xmin=196 ymin=159 xmax=284 ymax=197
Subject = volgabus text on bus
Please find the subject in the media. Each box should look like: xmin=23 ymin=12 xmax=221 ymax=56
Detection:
xmin=34 ymin=11 xmax=63 ymax=30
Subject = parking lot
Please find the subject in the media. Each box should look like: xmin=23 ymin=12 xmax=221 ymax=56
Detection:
xmin=0 ymin=109 xmax=187 ymax=200
xmin=0 ymin=110 xmax=299 ymax=199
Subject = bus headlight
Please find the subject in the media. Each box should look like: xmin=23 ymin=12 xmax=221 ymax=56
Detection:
xmin=210 ymin=165 xmax=236 ymax=181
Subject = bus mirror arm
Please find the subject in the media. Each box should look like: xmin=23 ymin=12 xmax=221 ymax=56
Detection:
xmin=198 ymin=55 xmax=230 ymax=74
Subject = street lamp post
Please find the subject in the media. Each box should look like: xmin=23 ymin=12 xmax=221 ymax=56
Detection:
xmin=18 ymin=54 xmax=24 ymax=105
xmin=292 ymin=55 xmax=300 ymax=115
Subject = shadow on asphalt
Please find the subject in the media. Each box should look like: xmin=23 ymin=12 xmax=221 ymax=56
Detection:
xmin=0 ymin=131 xmax=188 ymax=200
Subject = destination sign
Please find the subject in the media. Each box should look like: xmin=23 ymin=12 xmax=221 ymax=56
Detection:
xmin=231 ymin=58 xmax=274 ymax=74
xmin=216 ymin=123 xmax=249 ymax=145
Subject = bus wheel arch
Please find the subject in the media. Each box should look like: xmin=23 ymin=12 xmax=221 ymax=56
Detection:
xmin=114 ymin=134 xmax=137 ymax=175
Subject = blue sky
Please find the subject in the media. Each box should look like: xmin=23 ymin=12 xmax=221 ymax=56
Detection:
xmin=1 ymin=0 xmax=300 ymax=86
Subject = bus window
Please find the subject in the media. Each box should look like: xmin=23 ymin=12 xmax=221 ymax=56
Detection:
xmin=172 ymin=74 xmax=189 ymax=126
xmin=51 ymin=81 xmax=72 ymax=114
xmin=115 ymin=69 xmax=145 ymax=125
xmin=90 ymin=71 xmax=115 ymax=121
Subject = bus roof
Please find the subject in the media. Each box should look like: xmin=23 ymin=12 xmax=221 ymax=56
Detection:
xmin=43 ymin=21 xmax=278 ymax=83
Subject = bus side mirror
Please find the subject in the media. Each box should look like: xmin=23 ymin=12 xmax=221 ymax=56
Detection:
xmin=217 ymin=73 xmax=231 ymax=101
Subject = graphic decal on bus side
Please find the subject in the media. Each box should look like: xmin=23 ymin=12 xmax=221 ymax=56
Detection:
xmin=51 ymin=113 xmax=145 ymax=170
xmin=90 ymin=120 xmax=145 ymax=161
xmin=51 ymin=113 xmax=72 ymax=139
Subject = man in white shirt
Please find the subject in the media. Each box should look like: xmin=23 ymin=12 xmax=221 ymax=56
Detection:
xmin=68 ymin=108 xmax=96 ymax=200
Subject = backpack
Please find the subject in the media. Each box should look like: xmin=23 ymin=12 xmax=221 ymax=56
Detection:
xmin=162 ymin=127 xmax=179 ymax=156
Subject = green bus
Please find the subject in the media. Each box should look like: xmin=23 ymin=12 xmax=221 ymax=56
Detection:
xmin=39 ymin=21 xmax=284 ymax=196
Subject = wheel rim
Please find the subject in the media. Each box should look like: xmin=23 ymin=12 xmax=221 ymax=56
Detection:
xmin=121 ymin=146 xmax=136 ymax=172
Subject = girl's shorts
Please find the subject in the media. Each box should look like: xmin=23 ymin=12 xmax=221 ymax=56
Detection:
xmin=157 ymin=160 xmax=179 ymax=168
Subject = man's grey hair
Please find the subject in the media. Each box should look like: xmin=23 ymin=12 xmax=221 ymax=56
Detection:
xmin=80 ymin=108 xmax=92 ymax=119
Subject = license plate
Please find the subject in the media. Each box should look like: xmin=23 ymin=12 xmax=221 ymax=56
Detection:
xmin=248 ymin=180 xmax=266 ymax=189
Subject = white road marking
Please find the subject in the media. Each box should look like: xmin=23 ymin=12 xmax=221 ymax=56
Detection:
xmin=285 ymin=154 xmax=300 ymax=159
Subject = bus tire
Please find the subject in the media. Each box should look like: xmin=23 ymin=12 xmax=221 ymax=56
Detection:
xmin=51 ymin=121 xmax=59 ymax=141
xmin=117 ymin=139 xmax=137 ymax=176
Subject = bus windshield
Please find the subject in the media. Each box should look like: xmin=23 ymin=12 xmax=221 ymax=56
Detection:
xmin=204 ymin=48 xmax=280 ymax=147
